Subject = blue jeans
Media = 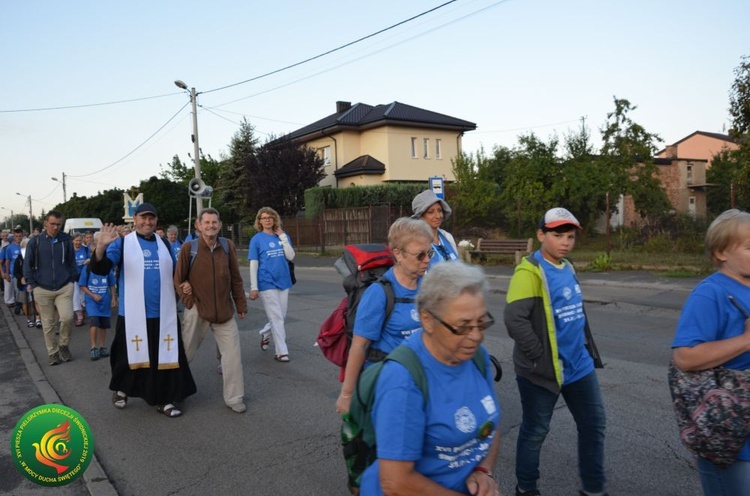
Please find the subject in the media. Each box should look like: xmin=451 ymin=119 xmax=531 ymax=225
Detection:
xmin=697 ymin=457 xmax=750 ymax=495
xmin=515 ymin=371 xmax=606 ymax=493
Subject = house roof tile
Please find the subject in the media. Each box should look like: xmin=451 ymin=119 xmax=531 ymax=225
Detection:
xmin=333 ymin=155 xmax=386 ymax=178
xmin=285 ymin=101 xmax=476 ymax=141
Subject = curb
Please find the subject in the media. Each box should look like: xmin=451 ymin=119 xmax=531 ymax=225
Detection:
xmin=1 ymin=303 xmax=118 ymax=496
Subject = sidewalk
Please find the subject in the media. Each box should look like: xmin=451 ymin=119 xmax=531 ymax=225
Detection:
xmin=0 ymin=301 xmax=117 ymax=496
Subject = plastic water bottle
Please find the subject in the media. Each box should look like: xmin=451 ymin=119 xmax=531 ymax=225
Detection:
xmin=340 ymin=413 xmax=362 ymax=493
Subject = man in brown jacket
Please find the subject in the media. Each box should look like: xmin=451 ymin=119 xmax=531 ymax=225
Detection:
xmin=174 ymin=208 xmax=248 ymax=413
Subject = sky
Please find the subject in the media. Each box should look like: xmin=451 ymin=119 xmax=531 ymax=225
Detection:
xmin=2 ymin=0 xmax=748 ymax=223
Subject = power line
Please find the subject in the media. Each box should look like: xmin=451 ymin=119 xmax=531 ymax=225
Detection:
xmin=0 ymin=92 xmax=180 ymax=113
xmin=202 ymin=1 xmax=457 ymax=95
xmin=68 ymin=102 xmax=189 ymax=178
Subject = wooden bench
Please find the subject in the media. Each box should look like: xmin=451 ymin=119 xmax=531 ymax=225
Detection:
xmin=469 ymin=238 xmax=534 ymax=265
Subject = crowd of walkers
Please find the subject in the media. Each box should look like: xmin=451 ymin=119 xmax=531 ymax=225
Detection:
xmin=4 ymin=192 xmax=749 ymax=496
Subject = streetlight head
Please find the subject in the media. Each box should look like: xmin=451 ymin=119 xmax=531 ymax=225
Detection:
xmin=174 ymin=80 xmax=188 ymax=90
xmin=52 ymin=177 xmax=58 ymax=181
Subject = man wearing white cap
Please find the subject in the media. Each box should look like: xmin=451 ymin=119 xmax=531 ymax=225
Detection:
xmin=504 ymin=207 xmax=607 ymax=496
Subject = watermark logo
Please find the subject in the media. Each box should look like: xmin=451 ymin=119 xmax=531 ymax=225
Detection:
xmin=11 ymin=404 xmax=94 ymax=487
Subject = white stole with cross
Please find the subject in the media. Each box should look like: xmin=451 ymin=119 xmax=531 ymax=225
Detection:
xmin=122 ymin=232 xmax=179 ymax=370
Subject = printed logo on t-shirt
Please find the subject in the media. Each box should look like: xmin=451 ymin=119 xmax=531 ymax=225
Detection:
xmin=454 ymin=407 xmax=476 ymax=434
xmin=269 ymin=241 xmax=276 ymax=248
xmin=410 ymin=308 xmax=420 ymax=321
xmin=143 ymin=249 xmax=152 ymax=258
xmin=574 ymin=284 xmax=581 ymax=294
xmin=90 ymin=277 xmax=99 ymax=285
xmin=563 ymin=286 xmax=572 ymax=300
xmin=480 ymin=395 xmax=496 ymax=415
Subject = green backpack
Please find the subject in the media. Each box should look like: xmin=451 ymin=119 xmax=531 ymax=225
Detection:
xmin=341 ymin=344 xmax=489 ymax=491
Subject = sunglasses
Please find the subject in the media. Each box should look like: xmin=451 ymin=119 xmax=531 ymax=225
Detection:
xmin=401 ymin=248 xmax=436 ymax=262
xmin=426 ymin=310 xmax=495 ymax=336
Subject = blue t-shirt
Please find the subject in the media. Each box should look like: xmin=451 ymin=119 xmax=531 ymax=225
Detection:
xmin=535 ymin=251 xmax=593 ymax=385
xmin=79 ymin=266 xmax=115 ymax=317
xmin=74 ymin=246 xmax=89 ymax=276
xmin=360 ymin=330 xmax=501 ymax=494
xmin=248 ymin=232 xmax=293 ymax=291
xmin=429 ymin=231 xmax=459 ymax=267
xmin=5 ymin=244 xmax=22 ymax=276
xmin=353 ymin=267 xmax=421 ymax=355
xmin=106 ymin=236 xmax=173 ymax=318
xmin=170 ymin=240 xmax=183 ymax=260
xmin=672 ymin=272 xmax=750 ymax=461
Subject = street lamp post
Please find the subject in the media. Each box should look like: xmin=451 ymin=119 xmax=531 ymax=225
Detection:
xmin=174 ymin=80 xmax=203 ymax=219
xmin=16 ymin=193 xmax=33 ymax=234
xmin=51 ymin=173 xmax=67 ymax=202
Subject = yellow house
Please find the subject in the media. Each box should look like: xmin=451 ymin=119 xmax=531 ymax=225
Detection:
xmin=285 ymin=101 xmax=476 ymax=188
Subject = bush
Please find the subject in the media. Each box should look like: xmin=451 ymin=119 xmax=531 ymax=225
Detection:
xmin=588 ymin=253 xmax=612 ymax=271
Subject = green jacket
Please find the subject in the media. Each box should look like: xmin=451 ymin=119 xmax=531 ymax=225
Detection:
xmin=503 ymin=255 xmax=603 ymax=394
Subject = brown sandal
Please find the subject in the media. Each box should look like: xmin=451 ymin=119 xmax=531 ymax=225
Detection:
xmin=112 ymin=392 xmax=127 ymax=409
xmin=157 ymin=403 xmax=182 ymax=418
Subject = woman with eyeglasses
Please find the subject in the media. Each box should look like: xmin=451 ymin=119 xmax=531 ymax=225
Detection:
xmin=248 ymin=207 xmax=295 ymax=363
xmin=359 ymin=261 xmax=502 ymax=496
xmin=336 ymin=218 xmax=433 ymax=415
xmin=411 ymin=189 xmax=459 ymax=266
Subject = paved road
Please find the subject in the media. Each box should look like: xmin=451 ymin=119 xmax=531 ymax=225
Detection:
xmin=0 ymin=256 xmax=704 ymax=495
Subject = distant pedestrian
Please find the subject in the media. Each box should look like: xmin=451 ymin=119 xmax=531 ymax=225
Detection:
xmin=411 ymin=189 xmax=459 ymax=266
xmin=504 ymin=207 xmax=606 ymax=496
xmin=90 ymin=203 xmax=196 ymax=417
xmin=248 ymin=207 xmax=294 ymax=362
xmin=175 ymin=208 xmax=248 ymax=413
xmin=23 ymin=211 xmax=79 ymax=366
xmin=4 ymin=231 xmax=22 ymax=312
xmin=72 ymin=233 xmax=90 ymax=326
xmin=79 ymin=234 xmax=116 ymax=361
xmin=166 ymin=225 xmax=183 ymax=259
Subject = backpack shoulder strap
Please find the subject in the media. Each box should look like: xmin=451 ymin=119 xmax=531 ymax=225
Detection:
xmin=218 ymin=237 xmax=229 ymax=254
xmin=386 ymin=345 xmax=429 ymax=404
xmin=376 ymin=277 xmax=415 ymax=334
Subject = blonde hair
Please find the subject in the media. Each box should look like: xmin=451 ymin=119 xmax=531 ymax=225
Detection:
xmin=387 ymin=217 xmax=433 ymax=252
xmin=254 ymin=207 xmax=281 ymax=232
xmin=705 ymin=209 xmax=750 ymax=267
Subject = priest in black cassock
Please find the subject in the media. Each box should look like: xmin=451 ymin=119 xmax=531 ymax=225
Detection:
xmin=90 ymin=203 xmax=196 ymax=418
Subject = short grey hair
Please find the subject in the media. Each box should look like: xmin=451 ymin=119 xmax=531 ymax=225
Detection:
xmin=388 ymin=217 xmax=433 ymax=252
xmin=416 ymin=261 xmax=488 ymax=314
xmin=167 ymin=225 xmax=179 ymax=234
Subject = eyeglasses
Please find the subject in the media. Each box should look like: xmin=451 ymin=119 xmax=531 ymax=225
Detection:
xmin=259 ymin=216 xmax=274 ymax=221
xmin=401 ymin=248 xmax=436 ymax=262
xmin=426 ymin=310 xmax=495 ymax=336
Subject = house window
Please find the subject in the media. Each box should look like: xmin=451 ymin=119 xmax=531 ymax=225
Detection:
xmin=686 ymin=163 xmax=693 ymax=183
xmin=688 ymin=196 xmax=696 ymax=218
xmin=319 ymin=146 xmax=331 ymax=166
xmin=410 ymin=137 xmax=418 ymax=158
xmin=435 ymin=139 xmax=442 ymax=159
xmin=423 ymin=138 xmax=430 ymax=159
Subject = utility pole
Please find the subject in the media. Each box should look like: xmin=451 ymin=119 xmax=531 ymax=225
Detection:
xmin=174 ymin=80 xmax=202 ymax=218
xmin=52 ymin=173 xmax=67 ymax=202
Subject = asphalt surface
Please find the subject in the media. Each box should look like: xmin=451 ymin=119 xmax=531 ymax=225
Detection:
xmin=0 ymin=254 xmax=704 ymax=495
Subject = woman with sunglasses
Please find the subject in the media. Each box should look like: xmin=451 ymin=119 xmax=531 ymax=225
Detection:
xmin=336 ymin=218 xmax=433 ymax=415
xmin=412 ymin=189 xmax=459 ymax=266
xmin=359 ymin=261 xmax=502 ymax=496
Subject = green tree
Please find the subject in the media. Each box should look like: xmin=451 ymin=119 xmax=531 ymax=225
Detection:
xmin=450 ymin=149 xmax=500 ymax=227
xmin=600 ymin=97 xmax=670 ymax=223
xmin=729 ymin=55 xmax=750 ymax=140
xmin=217 ymin=118 xmax=259 ymax=222
xmin=137 ymin=176 xmax=189 ymax=227
xmin=244 ymin=135 xmax=326 ymax=216
xmin=706 ymin=149 xmax=738 ymax=215
xmin=496 ymin=133 xmax=559 ymax=235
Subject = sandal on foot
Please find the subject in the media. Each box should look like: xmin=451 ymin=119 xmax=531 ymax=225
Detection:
xmin=112 ymin=392 xmax=127 ymax=409
xmin=274 ymin=354 xmax=290 ymax=363
xmin=157 ymin=403 xmax=182 ymax=418
xmin=260 ymin=334 xmax=270 ymax=352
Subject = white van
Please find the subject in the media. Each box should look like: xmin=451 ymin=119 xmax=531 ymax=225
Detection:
xmin=64 ymin=218 xmax=103 ymax=235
